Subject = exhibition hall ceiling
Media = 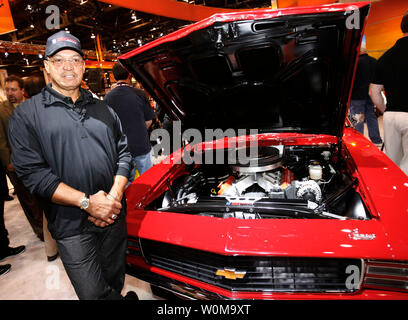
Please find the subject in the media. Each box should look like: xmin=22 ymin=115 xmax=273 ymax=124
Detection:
xmin=0 ymin=0 xmax=272 ymax=70
xmin=0 ymin=0 xmax=396 ymax=73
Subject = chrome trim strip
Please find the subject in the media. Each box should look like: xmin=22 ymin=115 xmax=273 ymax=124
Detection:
xmin=367 ymin=260 xmax=408 ymax=265
xmin=367 ymin=265 xmax=408 ymax=277
xmin=138 ymin=237 xmax=147 ymax=261
xmin=358 ymin=259 xmax=365 ymax=291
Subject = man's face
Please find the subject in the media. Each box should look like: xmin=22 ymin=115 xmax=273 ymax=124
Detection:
xmin=44 ymin=49 xmax=85 ymax=94
xmin=5 ymin=81 xmax=25 ymax=104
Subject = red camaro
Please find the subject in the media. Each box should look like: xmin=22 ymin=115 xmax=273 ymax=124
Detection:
xmin=119 ymin=2 xmax=408 ymax=300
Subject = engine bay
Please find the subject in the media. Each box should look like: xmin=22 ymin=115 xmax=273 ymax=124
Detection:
xmin=151 ymin=145 xmax=370 ymax=220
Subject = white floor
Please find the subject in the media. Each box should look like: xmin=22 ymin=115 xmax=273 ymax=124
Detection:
xmin=0 ymin=120 xmax=383 ymax=300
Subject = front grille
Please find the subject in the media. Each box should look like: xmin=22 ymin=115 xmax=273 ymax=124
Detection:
xmin=140 ymin=239 xmax=362 ymax=293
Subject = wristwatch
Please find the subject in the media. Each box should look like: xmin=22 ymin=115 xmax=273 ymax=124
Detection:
xmin=79 ymin=193 xmax=90 ymax=210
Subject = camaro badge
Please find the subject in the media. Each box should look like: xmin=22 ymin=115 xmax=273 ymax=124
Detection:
xmin=348 ymin=228 xmax=376 ymax=240
xmin=216 ymin=268 xmax=246 ymax=280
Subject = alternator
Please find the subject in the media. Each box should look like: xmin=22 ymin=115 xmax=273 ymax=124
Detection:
xmin=296 ymin=180 xmax=322 ymax=202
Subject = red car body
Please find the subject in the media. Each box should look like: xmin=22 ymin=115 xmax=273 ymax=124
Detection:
xmin=120 ymin=2 xmax=408 ymax=299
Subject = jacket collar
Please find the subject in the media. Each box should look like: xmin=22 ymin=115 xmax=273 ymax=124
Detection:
xmin=42 ymin=83 xmax=95 ymax=108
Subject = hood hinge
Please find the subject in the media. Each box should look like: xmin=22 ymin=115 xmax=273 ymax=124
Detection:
xmin=336 ymin=136 xmax=343 ymax=158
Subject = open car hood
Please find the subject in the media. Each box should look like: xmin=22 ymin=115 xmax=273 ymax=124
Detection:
xmin=119 ymin=2 xmax=370 ymax=137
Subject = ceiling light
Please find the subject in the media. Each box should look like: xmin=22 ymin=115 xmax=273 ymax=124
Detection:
xmin=4 ymin=52 xmax=9 ymax=58
xmin=30 ymin=24 xmax=34 ymax=28
xmin=91 ymin=33 xmax=96 ymax=39
xmin=131 ymin=12 xmax=141 ymax=23
xmin=38 ymin=53 xmax=43 ymax=59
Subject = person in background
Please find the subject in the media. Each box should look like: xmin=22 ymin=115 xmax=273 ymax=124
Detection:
xmin=23 ymin=74 xmax=59 ymax=262
xmin=0 ymin=76 xmax=26 ymax=274
xmin=349 ymin=36 xmax=383 ymax=147
xmin=0 ymin=165 xmax=13 ymax=201
xmin=370 ymin=11 xmax=408 ymax=176
xmin=8 ymin=31 xmax=136 ymax=300
xmin=0 ymin=76 xmax=44 ymax=241
xmin=0 ymin=187 xmax=11 ymax=276
xmin=104 ymin=62 xmax=155 ymax=180
xmin=24 ymin=73 xmax=46 ymax=98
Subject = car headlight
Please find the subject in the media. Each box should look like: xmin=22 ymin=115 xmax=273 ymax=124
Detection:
xmin=363 ymin=260 xmax=408 ymax=292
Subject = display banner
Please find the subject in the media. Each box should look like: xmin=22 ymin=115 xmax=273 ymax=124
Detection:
xmin=0 ymin=0 xmax=16 ymax=35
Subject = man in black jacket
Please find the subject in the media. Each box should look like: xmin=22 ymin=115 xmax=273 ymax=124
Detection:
xmin=349 ymin=36 xmax=383 ymax=147
xmin=104 ymin=62 xmax=155 ymax=180
xmin=8 ymin=31 xmax=134 ymax=299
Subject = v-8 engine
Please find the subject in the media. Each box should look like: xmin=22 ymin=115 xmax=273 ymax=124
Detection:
xmin=168 ymin=145 xmax=339 ymax=206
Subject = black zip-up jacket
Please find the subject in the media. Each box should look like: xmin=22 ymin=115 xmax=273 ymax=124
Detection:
xmin=8 ymin=85 xmax=132 ymax=239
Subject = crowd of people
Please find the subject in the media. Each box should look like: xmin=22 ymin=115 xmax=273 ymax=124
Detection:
xmin=0 ymin=11 xmax=407 ymax=299
xmin=349 ymin=12 xmax=408 ymax=178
